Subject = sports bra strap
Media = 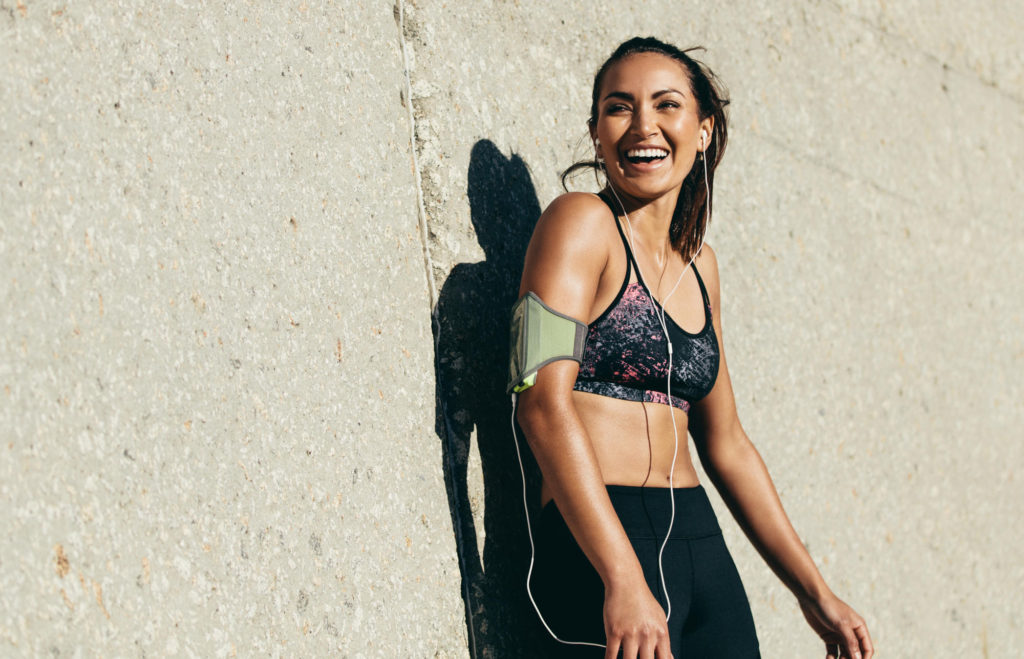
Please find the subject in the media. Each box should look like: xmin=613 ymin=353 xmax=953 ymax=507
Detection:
xmin=597 ymin=191 xmax=711 ymax=311
xmin=597 ymin=191 xmax=640 ymax=280
xmin=691 ymin=261 xmax=711 ymax=309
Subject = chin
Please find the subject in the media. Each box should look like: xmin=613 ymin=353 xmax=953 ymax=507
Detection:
xmin=615 ymin=175 xmax=683 ymax=200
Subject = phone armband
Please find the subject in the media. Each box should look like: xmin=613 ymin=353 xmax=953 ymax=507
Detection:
xmin=507 ymin=292 xmax=587 ymax=395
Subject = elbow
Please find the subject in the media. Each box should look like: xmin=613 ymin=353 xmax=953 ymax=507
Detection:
xmin=702 ymin=423 xmax=756 ymax=474
xmin=515 ymin=389 xmax=573 ymax=446
xmin=514 ymin=391 xmax=551 ymax=437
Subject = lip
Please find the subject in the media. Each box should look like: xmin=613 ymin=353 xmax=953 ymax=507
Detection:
xmin=619 ymin=144 xmax=672 ymax=173
xmin=621 ymin=158 xmax=667 ymax=173
xmin=627 ymin=142 xmax=670 ymax=152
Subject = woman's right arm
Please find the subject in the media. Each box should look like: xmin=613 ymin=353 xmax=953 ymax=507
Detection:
xmin=515 ymin=193 xmax=672 ymax=659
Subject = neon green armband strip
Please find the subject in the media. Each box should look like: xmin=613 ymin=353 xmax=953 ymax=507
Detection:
xmin=507 ymin=292 xmax=587 ymax=395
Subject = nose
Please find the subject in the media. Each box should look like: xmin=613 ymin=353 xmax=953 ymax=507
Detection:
xmin=630 ymin=104 xmax=656 ymax=138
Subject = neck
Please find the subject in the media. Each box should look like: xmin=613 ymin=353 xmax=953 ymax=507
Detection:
xmin=604 ymin=186 xmax=679 ymax=264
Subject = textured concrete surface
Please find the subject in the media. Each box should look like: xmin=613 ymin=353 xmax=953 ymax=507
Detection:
xmin=415 ymin=1 xmax=1024 ymax=657
xmin=2 ymin=0 xmax=1022 ymax=657
xmin=1 ymin=2 xmax=463 ymax=656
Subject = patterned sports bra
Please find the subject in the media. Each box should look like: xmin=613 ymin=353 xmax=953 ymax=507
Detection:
xmin=572 ymin=195 xmax=720 ymax=413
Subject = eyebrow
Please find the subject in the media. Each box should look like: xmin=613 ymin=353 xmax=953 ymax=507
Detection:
xmin=601 ymin=88 xmax=686 ymax=102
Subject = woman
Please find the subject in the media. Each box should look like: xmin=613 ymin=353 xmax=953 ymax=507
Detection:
xmin=512 ymin=38 xmax=873 ymax=659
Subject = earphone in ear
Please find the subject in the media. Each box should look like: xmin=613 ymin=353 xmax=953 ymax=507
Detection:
xmin=700 ymin=129 xmax=707 ymax=147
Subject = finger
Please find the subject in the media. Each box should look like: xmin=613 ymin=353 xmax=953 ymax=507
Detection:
xmin=826 ymin=642 xmax=840 ymax=659
xmin=639 ymin=638 xmax=656 ymax=659
xmin=854 ymin=622 xmax=874 ymax=659
xmin=839 ymin=625 xmax=862 ymax=659
xmin=655 ymin=632 xmax=674 ymax=659
xmin=604 ymin=637 xmax=620 ymax=659
xmin=621 ymin=636 xmax=640 ymax=659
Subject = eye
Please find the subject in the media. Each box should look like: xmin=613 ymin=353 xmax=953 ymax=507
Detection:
xmin=606 ymin=103 xmax=630 ymax=114
xmin=658 ymin=100 xmax=681 ymax=110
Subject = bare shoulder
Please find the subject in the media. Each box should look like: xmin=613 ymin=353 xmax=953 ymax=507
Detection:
xmin=532 ymin=192 xmax=616 ymax=247
xmin=695 ymin=242 xmax=721 ymax=302
xmin=519 ymin=192 xmax=615 ymax=312
xmin=695 ymin=242 xmax=720 ymax=275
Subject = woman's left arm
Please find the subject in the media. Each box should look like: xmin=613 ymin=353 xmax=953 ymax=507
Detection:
xmin=689 ymin=245 xmax=874 ymax=659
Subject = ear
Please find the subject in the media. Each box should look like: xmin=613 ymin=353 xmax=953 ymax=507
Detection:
xmin=698 ymin=117 xmax=714 ymax=152
xmin=588 ymin=123 xmax=598 ymax=146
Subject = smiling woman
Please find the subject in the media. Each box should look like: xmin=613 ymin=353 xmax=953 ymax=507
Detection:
xmin=563 ymin=41 xmax=729 ymax=268
xmin=509 ymin=37 xmax=874 ymax=659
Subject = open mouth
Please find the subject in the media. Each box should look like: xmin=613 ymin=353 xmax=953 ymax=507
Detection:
xmin=625 ymin=147 xmax=669 ymax=164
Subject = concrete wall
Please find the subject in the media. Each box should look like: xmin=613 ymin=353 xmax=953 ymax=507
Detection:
xmin=2 ymin=1 xmax=1021 ymax=657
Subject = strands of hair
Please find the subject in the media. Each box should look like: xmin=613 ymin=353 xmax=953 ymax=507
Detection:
xmin=561 ymin=36 xmax=730 ymax=264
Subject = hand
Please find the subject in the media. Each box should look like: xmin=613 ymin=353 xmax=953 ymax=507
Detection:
xmin=799 ymin=593 xmax=874 ymax=659
xmin=602 ymin=581 xmax=673 ymax=659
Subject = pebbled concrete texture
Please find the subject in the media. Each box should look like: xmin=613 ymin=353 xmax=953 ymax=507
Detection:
xmin=413 ymin=1 xmax=1024 ymax=657
xmin=2 ymin=1 xmax=1022 ymax=658
xmin=1 ymin=1 xmax=462 ymax=656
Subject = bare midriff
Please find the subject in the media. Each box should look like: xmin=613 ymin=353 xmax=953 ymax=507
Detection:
xmin=539 ymin=389 xmax=701 ymax=507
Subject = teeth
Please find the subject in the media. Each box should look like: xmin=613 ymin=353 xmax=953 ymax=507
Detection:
xmin=626 ymin=148 xmax=669 ymax=159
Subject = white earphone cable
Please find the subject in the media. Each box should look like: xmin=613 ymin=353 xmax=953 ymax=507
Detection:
xmin=605 ymin=133 xmax=711 ymax=625
xmin=512 ymin=133 xmax=713 ymax=650
xmin=510 ymin=394 xmax=607 ymax=650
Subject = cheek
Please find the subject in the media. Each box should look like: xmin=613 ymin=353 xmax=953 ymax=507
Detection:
xmin=596 ymin=116 xmax=629 ymax=140
xmin=676 ymin=120 xmax=700 ymax=142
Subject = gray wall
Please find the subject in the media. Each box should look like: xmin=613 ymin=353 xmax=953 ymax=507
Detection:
xmin=2 ymin=1 xmax=1021 ymax=657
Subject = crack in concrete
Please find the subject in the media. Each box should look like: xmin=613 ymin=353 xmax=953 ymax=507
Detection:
xmin=822 ymin=0 xmax=1024 ymax=107
xmin=397 ymin=0 xmax=439 ymax=309
xmin=395 ymin=3 xmax=476 ymax=657
xmin=753 ymin=132 xmax=920 ymax=209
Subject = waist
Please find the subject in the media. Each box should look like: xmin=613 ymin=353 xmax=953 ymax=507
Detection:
xmin=572 ymin=388 xmax=693 ymax=446
xmin=541 ymin=485 xmax=721 ymax=540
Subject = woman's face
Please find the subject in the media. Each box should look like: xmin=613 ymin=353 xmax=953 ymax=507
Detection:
xmin=592 ymin=53 xmax=711 ymax=203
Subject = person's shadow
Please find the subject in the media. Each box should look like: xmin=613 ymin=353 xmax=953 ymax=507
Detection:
xmin=433 ymin=140 xmax=548 ymax=657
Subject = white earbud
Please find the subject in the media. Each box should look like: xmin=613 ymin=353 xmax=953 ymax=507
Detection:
xmin=700 ymin=129 xmax=707 ymax=147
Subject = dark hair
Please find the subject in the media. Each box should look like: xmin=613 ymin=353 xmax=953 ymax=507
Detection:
xmin=562 ymin=37 xmax=730 ymax=261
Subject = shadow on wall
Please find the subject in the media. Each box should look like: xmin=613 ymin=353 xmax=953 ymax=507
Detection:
xmin=433 ymin=139 xmax=548 ymax=657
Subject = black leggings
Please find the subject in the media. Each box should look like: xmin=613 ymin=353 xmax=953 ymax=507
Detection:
xmin=530 ymin=485 xmax=760 ymax=658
